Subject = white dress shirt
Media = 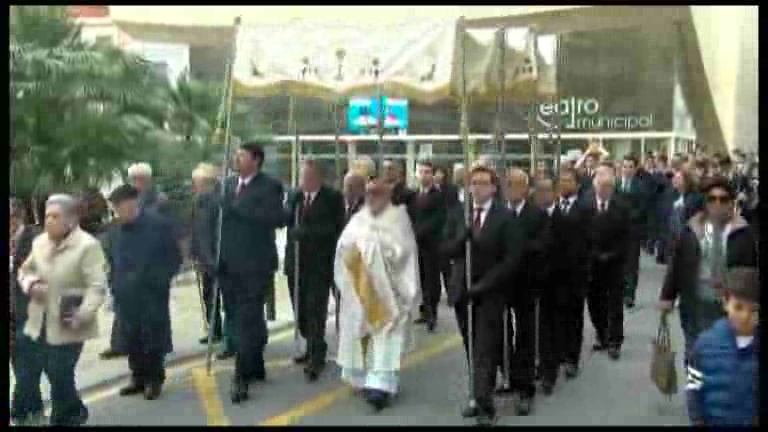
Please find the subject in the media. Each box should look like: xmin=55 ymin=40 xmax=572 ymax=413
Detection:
xmin=511 ymin=200 xmax=526 ymax=216
xmin=596 ymin=197 xmax=610 ymax=213
xmin=560 ymin=195 xmax=577 ymax=214
xmin=238 ymin=174 xmax=255 ymax=190
xmin=546 ymin=203 xmax=556 ymax=217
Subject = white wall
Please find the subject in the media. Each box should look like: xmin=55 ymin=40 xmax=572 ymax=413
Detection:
xmin=124 ymin=40 xmax=190 ymax=85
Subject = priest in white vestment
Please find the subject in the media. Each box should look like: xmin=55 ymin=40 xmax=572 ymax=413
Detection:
xmin=334 ymin=178 xmax=421 ymax=411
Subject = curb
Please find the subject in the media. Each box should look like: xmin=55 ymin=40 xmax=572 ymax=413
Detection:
xmin=40 ymin=320 xmax=296 ymax=410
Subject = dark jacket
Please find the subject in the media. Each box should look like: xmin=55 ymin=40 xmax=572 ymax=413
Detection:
xmin=441 ymin=201 xmax=524 ymax=306
xmin=190 ymin=190 xmax=219 ymax=273
xmin=686 ymin=319 xmax=757 ymax=426
xmin=660 ymin=213 xmax=758 ymax=304
xmin=219 ymin=173 xmax=284 ymax=275
xmin=11 ymin=224 xmax=42 ymax=327
xmin=109 ymin=211 xmax=182 ymax=354
xmin=550 ymin=195 xmax=592 ymax=286
xmin=439 ymin=183 xmax=460 ymax=209
xmin=616 ymin=175 xmax=650 ymax=234
xmin=408 ymin=186 xmax=447 ymax=248
xmin=284 ymin=185 xmax=345 ymax=279
xmin=392 ymin=182 xmax=417 ymax=208
xmin=586 ymin=193 xmax=631 ymax=266
xmin=509 ymin=200 xmax=551 ymax=302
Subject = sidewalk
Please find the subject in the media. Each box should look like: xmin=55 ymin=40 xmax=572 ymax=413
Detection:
xmin=9 ymin=268 xmax=296 ymax=402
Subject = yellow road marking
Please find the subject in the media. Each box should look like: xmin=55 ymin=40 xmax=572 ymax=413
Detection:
xmin=192 ymin=368 xmax=230 ymax=426
xmin=78 ymin=327 xmax=296 ymax=407
xmin=259 ymin=335 xmax=462 ymax=426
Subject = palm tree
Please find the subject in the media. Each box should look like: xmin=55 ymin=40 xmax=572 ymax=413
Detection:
xmin=10 ymin=5 xmax=173 ymax=200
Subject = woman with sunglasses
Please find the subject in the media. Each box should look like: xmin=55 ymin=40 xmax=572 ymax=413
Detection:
xmin=658 ymin=176 xmax=758 ymax=364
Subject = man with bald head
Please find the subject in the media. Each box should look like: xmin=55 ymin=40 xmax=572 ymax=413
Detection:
xmin=383 ymin=159 xmax=416 ymax=207
xmin=498 ymin=168 xmax=550 ymax=414
xmin=343 ymin=171 xmax=366 ymax=226
xmin=586 ymin=162 xmax=630 ymax=361
xmin=334 ymin=177 xmax=420 ymax=411
xmin=285 ymin=160 xmax=345 ymax=382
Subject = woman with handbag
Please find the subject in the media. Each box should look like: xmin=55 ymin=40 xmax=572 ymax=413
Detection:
xmin=13 ymin=194 xmax=107 ymax=426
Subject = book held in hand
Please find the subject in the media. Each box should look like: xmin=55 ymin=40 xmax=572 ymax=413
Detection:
xmin=60 ymin=295 xmax=84 ymax=326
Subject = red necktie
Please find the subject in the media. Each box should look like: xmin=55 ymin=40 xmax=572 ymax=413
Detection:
xmin=472 ymin=207 xmax=484 ymax=237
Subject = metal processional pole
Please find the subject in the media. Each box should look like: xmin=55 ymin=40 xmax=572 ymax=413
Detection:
xmin=457 ymin=16 xmax=477 ymax=411
xmin=373 ymin=58 xmax=385 ymax=175
xmin=206 ymin=15 xmax=242 ymax=375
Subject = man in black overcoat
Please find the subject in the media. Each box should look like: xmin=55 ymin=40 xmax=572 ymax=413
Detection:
xmin=108 ymin=185 xmax=182 ymax=401
xmin=410 ymin=161 xmax=447 ymax=332
xmin=498 ymin=168 xmax=550 ymax=415
xmin=530 ymin=176 xmax=560 ymax=395
xmin=553 ymin=168 xmax=593 ymax=380
xmin=586 ymin=163 xmax=631 ymax=361
xmin=284 ymin=160 xmax=345 ymax=381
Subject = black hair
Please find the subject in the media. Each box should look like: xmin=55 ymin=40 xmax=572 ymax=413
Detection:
xmin=701 ymin=175 xmax=736 ymax=200
xmin=469 ymin=165 xmax=497 ymax=186
xmin=623 ymin=154 xmax=639 ymax=167
xmin=723 ymin=267 xmax=759 ymax=304
xmin=416 ymin=160 xmax=434 ymax=171
xmin=108 ymin=184 xmax=139 ymax=204
xmin=240 ymin=142 xmax=266 ymax=168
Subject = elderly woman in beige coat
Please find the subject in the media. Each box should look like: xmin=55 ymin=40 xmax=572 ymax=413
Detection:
xmin=13 ymin=194 xmax=107 ymax=426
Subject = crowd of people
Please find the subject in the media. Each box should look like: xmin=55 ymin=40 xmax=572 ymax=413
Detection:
xmin=8 ymin=141 xmax=759 ymax=426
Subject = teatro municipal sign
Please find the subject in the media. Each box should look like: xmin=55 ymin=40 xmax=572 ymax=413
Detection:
xmin=536 ymin=97 xmax=655 ymax=131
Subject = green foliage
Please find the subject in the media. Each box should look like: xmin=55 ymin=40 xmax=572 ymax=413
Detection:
xmin=9 ymin=5 xmax=272 ymax=227
xmin=10 ymin=5 xmax=171 ymax=197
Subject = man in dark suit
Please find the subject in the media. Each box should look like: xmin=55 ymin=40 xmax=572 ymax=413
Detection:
xmin=342 ymin=171 xmax=366 ymax=227
xmin=587 ymin=163 xmax=631 ymax=361
xmin=383 ymin=159 xmax=416 ymax=207
xmin=554 ymin=168 xmax=593 ymax=379
xmin=410 ymin=161 xmax=447 ymax=332
xmin=218 ymin=142 xmax=285 ymax=403
xmin=435 ymin=165 xmax=461 ymax=296
xmin=284 ymin=160 xmax=345 ymax=381
xmin=616 ymin=154 xmax=649 ymax=309
xmin=498 ymin=168 xmax=550 ymax=415
xmin=435 ymin=165 xmax=459 ymax=208
xmin=530 ymin=176 xmax=560 ymax=395
xmin=441 ymin=165 xmax=524 ymax=426
xmin=577 ymin=153 xmax=598 ymax=199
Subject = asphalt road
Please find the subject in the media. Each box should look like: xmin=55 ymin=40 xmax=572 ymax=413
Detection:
xmin=82 ymin=255 xmax=690 ymax=426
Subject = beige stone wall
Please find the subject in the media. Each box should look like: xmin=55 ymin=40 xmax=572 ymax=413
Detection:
xmin=690 ymin=6 xmax=758 ymax=154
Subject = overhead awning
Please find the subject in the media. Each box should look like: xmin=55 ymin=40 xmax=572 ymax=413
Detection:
xmin=231 ymin=18 xmax=557 ymax=104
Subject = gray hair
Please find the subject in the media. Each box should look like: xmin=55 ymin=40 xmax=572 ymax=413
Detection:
xmin=127 ymin=162 xmax=153 ymax=179
xmin=46 ymin=194 xmax=80 ymax=219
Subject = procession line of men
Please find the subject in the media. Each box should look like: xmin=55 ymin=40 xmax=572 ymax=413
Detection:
xmin=183 ymin=145 xmax=652 ymax=422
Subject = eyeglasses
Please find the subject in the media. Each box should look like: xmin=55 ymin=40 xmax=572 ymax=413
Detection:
xmin=706 ymin=194 xmax=732 ymax=204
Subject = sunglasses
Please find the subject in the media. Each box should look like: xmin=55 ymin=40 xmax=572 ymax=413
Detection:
xmin=706 ymin=194 xmax=732 ymax=204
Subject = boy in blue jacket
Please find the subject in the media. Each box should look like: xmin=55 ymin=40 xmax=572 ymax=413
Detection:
xmin=686 ymin=267 xmax=759 ymax=426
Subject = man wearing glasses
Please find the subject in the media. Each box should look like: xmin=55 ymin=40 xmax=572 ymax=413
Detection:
xmin=658 ymin=176 xmax=758 ymax=363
